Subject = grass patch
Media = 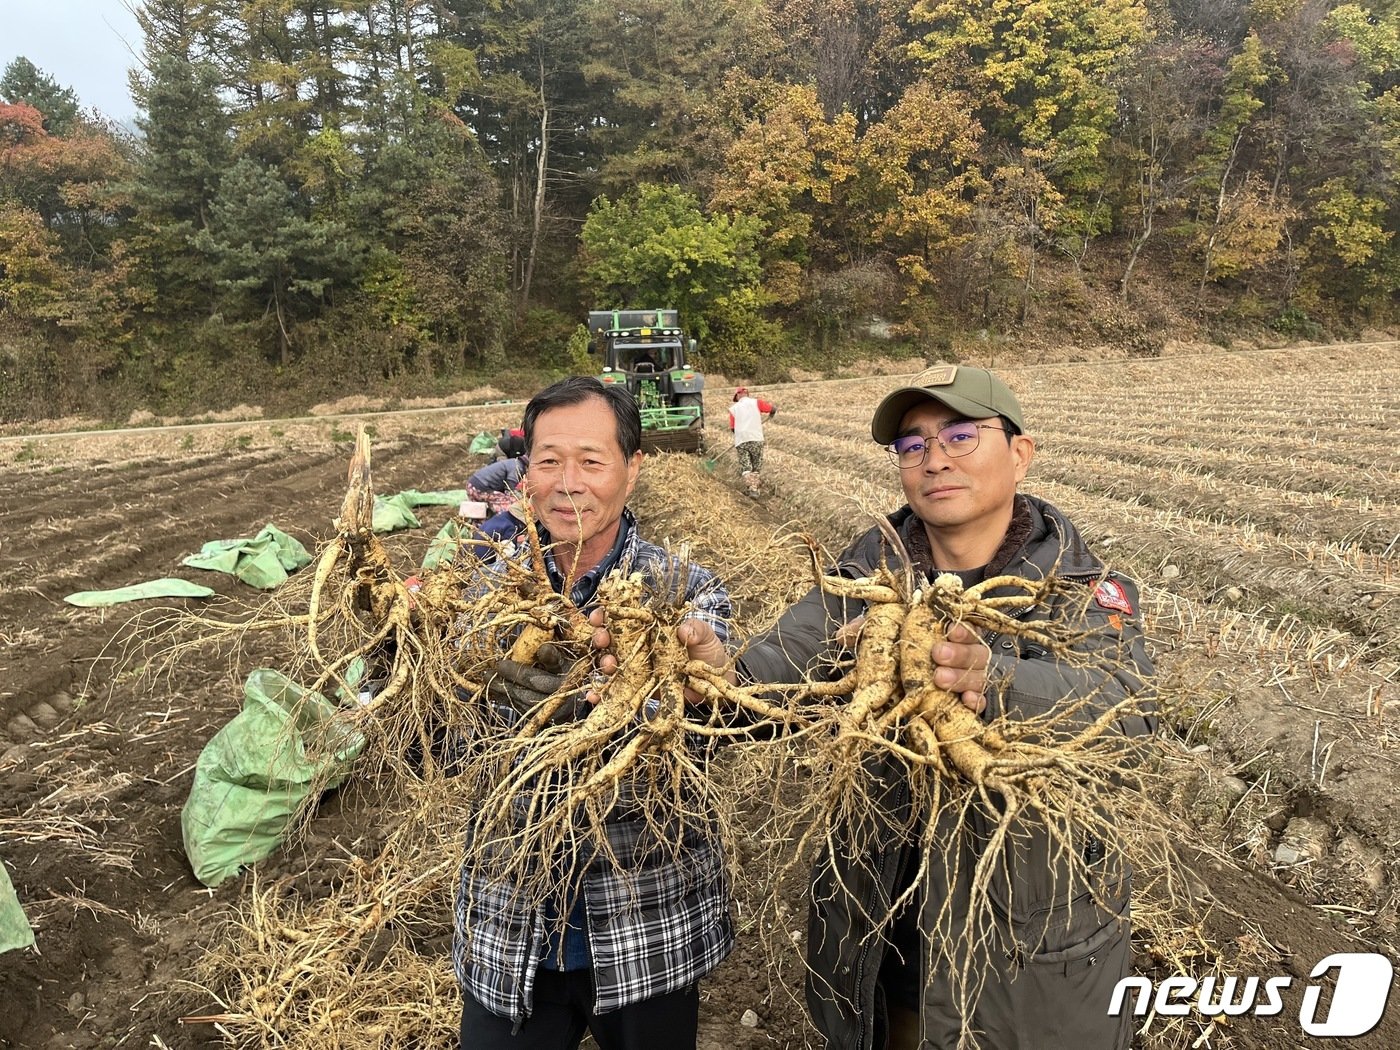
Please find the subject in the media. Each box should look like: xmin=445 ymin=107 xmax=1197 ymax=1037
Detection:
xmin=1272 ymin=599 xmax=1337 ymax=630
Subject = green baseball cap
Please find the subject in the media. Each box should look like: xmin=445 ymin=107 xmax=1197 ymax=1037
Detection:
xmin=871 ymin=364 xmax=1025 ymax=444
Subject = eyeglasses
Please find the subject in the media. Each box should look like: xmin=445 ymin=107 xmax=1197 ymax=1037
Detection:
xmin=887 ymin=422 xmax=1009 ymax=468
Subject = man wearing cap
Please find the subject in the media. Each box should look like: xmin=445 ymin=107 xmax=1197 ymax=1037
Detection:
xmin=497 ymin=426 xmax=527 ymax=460
xmin=728 ymin=387 xmax=776 ymax=498
xmin=686 ymin=364 xmax=1156 ymax=1048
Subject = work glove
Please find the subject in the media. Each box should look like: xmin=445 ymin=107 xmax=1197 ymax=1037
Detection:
xmin=484 ymin=642 xmax=589 ymax=726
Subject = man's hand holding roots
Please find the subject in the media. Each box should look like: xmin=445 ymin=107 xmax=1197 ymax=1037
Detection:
xmin=587 ymin=607 xmax=734 ymax=705
xmin=837 ymin=614 xmax=990 ymax=716
xmin=932 ymin=621 xmax=990 ymax=716
xmin=485 ymin=642 xmax=590 ymax=726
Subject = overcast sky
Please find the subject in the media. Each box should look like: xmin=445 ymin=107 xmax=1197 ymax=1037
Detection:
xmin=2 ymin=0 xmax=144 ymax=123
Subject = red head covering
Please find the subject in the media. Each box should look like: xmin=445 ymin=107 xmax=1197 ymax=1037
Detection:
xmin=733 ymin=387 xmax=748 ymax=402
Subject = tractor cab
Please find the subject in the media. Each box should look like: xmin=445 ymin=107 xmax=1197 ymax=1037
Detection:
xmin=613 ymin=339 xmax=678 ymax=376
xmin=587 ymin=309 xmax=706 ymax=452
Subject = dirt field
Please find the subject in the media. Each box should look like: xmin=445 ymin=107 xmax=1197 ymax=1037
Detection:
xmin=1 ymin=344 xmax=1397 ymax=1049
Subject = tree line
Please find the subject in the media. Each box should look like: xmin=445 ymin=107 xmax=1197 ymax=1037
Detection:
xmin=1 ymin=0 xmax=1396 ymax=418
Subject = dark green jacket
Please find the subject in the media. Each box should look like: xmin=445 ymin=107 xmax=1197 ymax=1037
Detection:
xmin=739 ymin=495 xmax=1156 ymax=1050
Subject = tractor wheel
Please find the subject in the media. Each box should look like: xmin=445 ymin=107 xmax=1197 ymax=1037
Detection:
xmin=676 ymin=393 xmax=705 ymax=452
xmin=674 ymin=394 xmax=705 ymax=422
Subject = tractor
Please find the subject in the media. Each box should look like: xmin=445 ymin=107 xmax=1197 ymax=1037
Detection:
xmin=587 ymin=309 xmax=706 ymax=453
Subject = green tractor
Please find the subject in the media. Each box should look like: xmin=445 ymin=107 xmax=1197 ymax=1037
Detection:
xmin=587 ymin=309 xmax=706 ymax=453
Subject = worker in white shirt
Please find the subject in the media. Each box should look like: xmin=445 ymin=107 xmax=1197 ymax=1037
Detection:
xmin=727 ymin=387 xmax=776 ymax=498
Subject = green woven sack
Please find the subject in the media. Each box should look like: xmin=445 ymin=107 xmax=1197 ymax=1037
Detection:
xmin=181 ymin=669 xmax=365 ymax=887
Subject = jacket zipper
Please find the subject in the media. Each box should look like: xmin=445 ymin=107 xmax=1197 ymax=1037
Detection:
xmin=984 ymin=570 xmax=1107 ymax=651
xmin=853 ymin=774 xmax=910 ymax=1050
xmin=983 ymin=600 xmax=1033 ymax=654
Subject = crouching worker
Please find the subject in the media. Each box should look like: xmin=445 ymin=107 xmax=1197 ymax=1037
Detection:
xmin=453 ymin=376 xmax=735 ymax=1050
xmin=682 ymin=365 xmax=1157 ymax=1049
xmin=467 ymin=453 xmax=528 ymax=518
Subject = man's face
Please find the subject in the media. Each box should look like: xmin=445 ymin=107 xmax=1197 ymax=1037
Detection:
xmin=895 ymin=400 xmax=1034 ymax=534
xmin=524 ymin=397 xmax=641 ymax=547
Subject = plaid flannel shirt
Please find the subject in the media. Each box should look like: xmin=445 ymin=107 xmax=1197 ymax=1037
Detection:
xmin=453 ymin=510 xmax=735 ymax=1022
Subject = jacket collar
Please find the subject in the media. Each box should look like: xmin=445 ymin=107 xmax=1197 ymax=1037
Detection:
xmin=890 ymin=494 xmax=1104 ymax=582
xmin=540 ymin=507 xmax=637 ymax=605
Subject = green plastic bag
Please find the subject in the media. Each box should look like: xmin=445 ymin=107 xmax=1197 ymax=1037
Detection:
xmin=0 ymin=859 xmax=35 ymax=954
xmin=183 ymin=524 xmax=312 ymax=589
xmin=469 ymin=432 xmax=497 ymax=456
xmin=181 ymin=669 xmax=366 ymax=887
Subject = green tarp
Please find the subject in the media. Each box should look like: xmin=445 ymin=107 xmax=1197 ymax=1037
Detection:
xmin=469 ymin=432 xmax=497 ymax=455
xmin=0 ymin=859 xmax=35 ymax=954
xmin=64 ymin=577 xmax=216 ymax=607
xmin=183 ymin=524 xmax=311 ymax=590
xmin=372 ymin=494 xmax=421 ymax=533
xmin=181 ymin=668 xmax=366 ymax=888
xmin=372 ymin=490 xmax=468 ymax=533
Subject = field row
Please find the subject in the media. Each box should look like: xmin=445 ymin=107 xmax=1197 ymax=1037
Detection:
xmin=716 ymin=354 xmax=1399 ymax=675
xmin=768 ymin=412 xmax=1399 ymax=516
xmin=744 ymin=415 xmax=1394 ymax=573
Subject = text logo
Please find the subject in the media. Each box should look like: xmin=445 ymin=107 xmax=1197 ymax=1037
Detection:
xmin=1109 ymin=953 xmax=1394 ymax=1037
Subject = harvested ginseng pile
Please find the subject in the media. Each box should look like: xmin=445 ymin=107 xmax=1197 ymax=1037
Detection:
xmin=450 ymin=546 xmax=806 ymax=929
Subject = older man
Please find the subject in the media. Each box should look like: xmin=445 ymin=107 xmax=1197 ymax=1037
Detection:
xmin=453 ymin=376 xmax=734 ymax=1050
xmin=689 ymin=364 xmax=1156 ymax=1049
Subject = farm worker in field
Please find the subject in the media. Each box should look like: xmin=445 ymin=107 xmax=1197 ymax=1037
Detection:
xmin=467 ymin=455 xmax=528 ymax=517
xmin=471 ymin=501 xmax=527 ymax=546
xmin=453 ymin=375 xmax=736 ymax=1050
xmin=497 ymin=426 xmax=527 ymax=459
xmin=683 ymin=364 xmax=1157 ymax=1050
xmin=728 ymin=386 xmax=776 ymax=498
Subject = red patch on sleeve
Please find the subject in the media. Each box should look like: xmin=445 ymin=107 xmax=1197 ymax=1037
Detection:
xmin=1094 ymin=579 xmax=1134 ymax=615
